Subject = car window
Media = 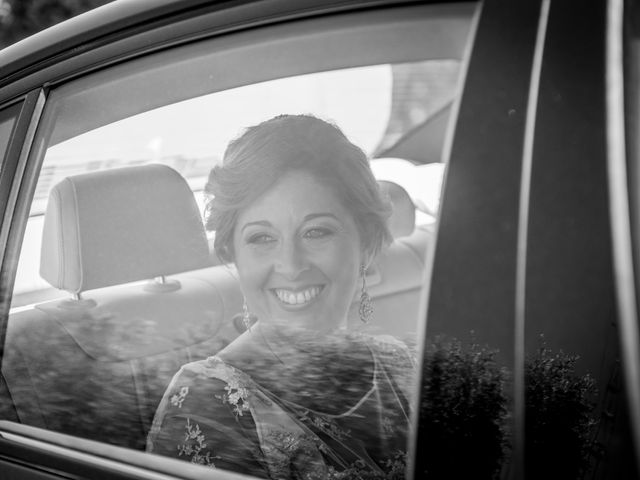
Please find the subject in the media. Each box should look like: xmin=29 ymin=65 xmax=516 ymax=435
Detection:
xmin=12 ymin=61 xmax=455 ymax=306
xmin=1 ymin=4 xmax=479 ymax=478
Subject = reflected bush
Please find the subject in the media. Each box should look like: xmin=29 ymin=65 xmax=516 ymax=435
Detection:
xmin=417 ymin=335 xmax=599 ymax=480
xmin=525 ymin=342 xmax=598 ymax=479
xmin=419 ymin=337 xmax=508 ymax=479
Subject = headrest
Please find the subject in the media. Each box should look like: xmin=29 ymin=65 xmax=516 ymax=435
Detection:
xmin=40 ymin=164 xmax=211 ymax=293
xmin=379 ymin=180 xmax=416 ymax=239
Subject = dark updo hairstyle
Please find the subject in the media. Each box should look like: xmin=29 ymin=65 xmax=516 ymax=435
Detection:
xmin=204 ymin=114 xmax=392 ymax=263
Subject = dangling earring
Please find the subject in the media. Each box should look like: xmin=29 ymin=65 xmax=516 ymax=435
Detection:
xmin=242 ymin=299 xmax=253 ymax=332
xmin=359 ymin=264 xmax=373 ymax=324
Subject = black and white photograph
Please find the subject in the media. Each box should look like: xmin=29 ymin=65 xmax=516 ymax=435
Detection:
xmin=0 ymin=1 xmax=639 ymax=479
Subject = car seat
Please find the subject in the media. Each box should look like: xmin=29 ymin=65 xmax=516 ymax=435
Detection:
xmin=3 ymin=164 xmax=244 ymax=450
xmin=378 ymin=179 xmax=416 ymax=239
xmin=347 ymin=180 xmax=432 ymax=336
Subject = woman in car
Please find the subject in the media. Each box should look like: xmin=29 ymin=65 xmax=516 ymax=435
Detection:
xmin=146 ymin=114 xmax=416 ymax=479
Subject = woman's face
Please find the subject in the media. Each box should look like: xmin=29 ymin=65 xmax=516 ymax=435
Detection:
xmin=233 ymin=170 xmax=363 ymax=332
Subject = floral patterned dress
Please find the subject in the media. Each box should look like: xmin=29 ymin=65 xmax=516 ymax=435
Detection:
xmin=146 ymin=332 xmax=415 ymax=479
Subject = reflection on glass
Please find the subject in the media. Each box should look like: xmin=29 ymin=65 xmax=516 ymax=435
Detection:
xmin=418 ymin=336 xmax=509 ymax=478
xmin=524 ymin=338 xmax=598 ymax=478
xmin=415 ymin=335 xmax=602 ymax=479
xmin=147 ymin=115 xmax=416 ymax=477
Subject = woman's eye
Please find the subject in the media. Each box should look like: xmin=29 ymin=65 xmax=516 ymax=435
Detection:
xmin=247 ymin=233 xmax=275 ymax=245
xmin=304 ymin=227 xmax=333 ymax=239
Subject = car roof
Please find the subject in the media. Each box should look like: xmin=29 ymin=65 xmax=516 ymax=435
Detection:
xmin=0 ymin=0 xmax=431 ymax=94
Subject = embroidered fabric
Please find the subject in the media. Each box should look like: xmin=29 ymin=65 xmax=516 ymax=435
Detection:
xmin=146 ymin=334 xmax=415 ymax=479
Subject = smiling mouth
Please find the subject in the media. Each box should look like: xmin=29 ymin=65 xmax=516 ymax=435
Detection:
xmin=273 ymin=286 xmax=324 ymax=306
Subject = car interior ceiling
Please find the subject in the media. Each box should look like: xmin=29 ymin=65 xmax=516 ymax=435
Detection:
xmin=45 ymin=3 xmax=473 ymax=147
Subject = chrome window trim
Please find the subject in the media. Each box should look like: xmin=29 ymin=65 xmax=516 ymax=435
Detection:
xmin=0 ymin=89 xmax=46 ymax=365
xmin=1 ymin=432 xmax=178 ymax=480
xmin=0 ymin=421 xmax=249 ymax=480
xmin=513 ymin=1 xmax=550 ymax=478
xmin=605 ymin=0 xmax=640 ymax=470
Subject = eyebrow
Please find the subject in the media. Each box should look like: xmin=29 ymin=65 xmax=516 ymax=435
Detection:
xmin=304 ymin=213 xmax=340 ymax=222
xmin=241 ymin=220 xmax=272 ymax=233
xmin=240 ymin=213 xmax=340 ymax=233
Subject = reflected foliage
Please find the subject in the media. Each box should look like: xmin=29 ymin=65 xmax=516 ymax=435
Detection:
xmin=147 ymin=329 xmax=415 ymax=479
xmin=2 ymin=307 xmax=603 ymax=480
xmin=418 ymin=337 xmax=508 ymax=480
xmin=1 ymin=302 xmax=237 ymax=449
xmin=416 ymin=334 xmax=600 ymax=480
xmin=525 ymin=341 xmax=598 ymax=479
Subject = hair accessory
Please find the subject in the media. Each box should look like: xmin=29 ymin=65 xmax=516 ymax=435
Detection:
xmin=359 ymin=264 xmax=373 ymax=324
xmin=242 ymin=299 xmax=253 ymax=332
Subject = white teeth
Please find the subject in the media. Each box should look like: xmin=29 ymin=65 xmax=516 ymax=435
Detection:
xmin=275 ymin=286 xmax=321 ymax=305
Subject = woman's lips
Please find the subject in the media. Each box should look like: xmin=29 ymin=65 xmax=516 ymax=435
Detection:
xmin=272 ymin=285 xmax=324 ymax=306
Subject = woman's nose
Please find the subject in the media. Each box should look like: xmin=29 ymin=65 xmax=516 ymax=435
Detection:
xmin=274 ymin=239 xmax=308 ymax=279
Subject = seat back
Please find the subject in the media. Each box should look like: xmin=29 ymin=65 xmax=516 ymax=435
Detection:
xmin=347 ymin=180 xmax=430 ymax=336
xmin=39 ymin=164 xmax=210 ymax=293
xmin=378 ymin=179 xmax=416 ymax=239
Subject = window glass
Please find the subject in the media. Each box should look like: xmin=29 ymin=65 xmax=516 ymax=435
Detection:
xmin=13 ymin=61 xmax=456 ymax=304
xmin=2 ymin=4 xmax=477 ymax=478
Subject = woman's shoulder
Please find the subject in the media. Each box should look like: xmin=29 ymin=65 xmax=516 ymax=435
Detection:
xmin=172 ymin=355 xmax=252 ymax=389
xmin=355 ymin=332 xmax=417 ymax=368
xmin=161 ymin=356 xmax=255 ymax=417
xmin=356 ymin=331 xmax=411 ymax=352
xmin=363 ymin=332 xmax=409 ymax=348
